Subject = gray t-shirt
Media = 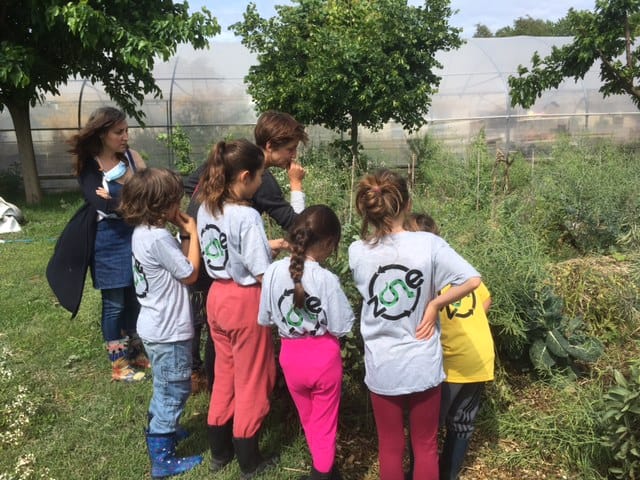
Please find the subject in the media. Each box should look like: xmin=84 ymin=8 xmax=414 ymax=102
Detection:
xmin=197 ymin=202 xmax=271 ymax=285
xmin=348 ymin=231 xmax=479 ymax=395
xmin=258 ymin=257 xmax=354 ymax=338
xmin=132 ymin=225 xmax=194 ymax=343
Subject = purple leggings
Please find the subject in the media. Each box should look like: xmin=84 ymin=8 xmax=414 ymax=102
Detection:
xmin=280 ymin=335 xmax=342 ymax=473
xmin=370 ymin=385 xmax=442 ymax=480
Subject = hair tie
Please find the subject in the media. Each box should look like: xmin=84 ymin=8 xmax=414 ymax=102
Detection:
xmin=371 ymin=186 xmax=381 ymax=194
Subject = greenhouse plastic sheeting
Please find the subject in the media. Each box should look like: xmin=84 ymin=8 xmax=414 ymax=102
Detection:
xmin=1 ymin=37 xmax=638 ymax=190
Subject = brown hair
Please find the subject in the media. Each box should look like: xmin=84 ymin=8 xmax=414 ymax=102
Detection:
xmin=196 ymin=139 xmax=264 ymax=215
xmin=119 ymin=168 xmax=184 ymax=227
xmin=288 ymin=205 xmax=341 ymax=309
xmin=254 ymin=110 xmax=308 ymax=149
xmin=69 ymin=106 xmax=128 ymax=176
xmin=355 ymin=169 xmax=410 ymax=243
xmin=405 ymin=213 xmax=440 ymax=236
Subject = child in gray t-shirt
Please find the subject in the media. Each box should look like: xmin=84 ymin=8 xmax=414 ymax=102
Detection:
xmin=259 ymin=205 xmax=354 ymax=480
xmin=349 ymin=169 xmax=480 ymax=480
xmin=120 ymin=167 xmax=202 ymax=479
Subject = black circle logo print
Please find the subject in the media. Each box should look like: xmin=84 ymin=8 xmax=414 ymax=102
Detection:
xmin=277 ymin=288 xmax=325 ymax=335
xmin=442 ymin=289 xmax=477 ymax=320
xmin=366 ymin=264 xmax=424 ymax=321
xmin=133 ymin=255 xmax=148 ymax=299
xmin=201 ymin=224 xmax=228 ymax=272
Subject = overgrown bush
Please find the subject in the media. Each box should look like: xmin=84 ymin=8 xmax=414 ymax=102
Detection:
xmin=549 ymin=256 xmax=640 ymax=341
xmin=157 ymin=125 xmax=196 ymax=175
xmin=529 ymin=137 xmax=640 ymax=255
xmin=600 ymin=360 xmax=640 ymax=480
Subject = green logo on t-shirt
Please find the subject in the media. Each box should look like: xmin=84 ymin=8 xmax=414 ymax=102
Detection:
xmin=278 ymin=288 xmax=325 ymax=335
xmin=133 ymin=256 xmax=148 ymax=298
xmin=367 ymin=264 xmax=423 ymax=320
xmin=201 ymin=224 xmax=228 ymax=271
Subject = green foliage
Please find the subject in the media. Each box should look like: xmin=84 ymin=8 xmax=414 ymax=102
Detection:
xmin=600 ymin=360 xmax=640 ymax=479
xmin=508 ymin=0 xmax=640 ymax=109
xmin=495 ymin=14 xmax=575 ymax=36
xmin=408 ymin=132 xmax=615 ymax=376
xmin=529 ymin=138 xmax=640 ymax=255
xmin=0 ymin=1 xmax=219 ymax=120
xmin=473 ymin=23 xmax=494 ymax=38
xmin=156 ymin=125 xmax=196 ymax=175
xmin=490 ymin=377 xmax=606 ymax=478
xmin=474 ymin=14 xmax=575 ymax=38
xmin=0 ymin=0 xmax=219 ymax=203
xmin=523 ymin=287 xmax=603 ymax=376
xmin=231 ymin=0 xmax=462 ymax=164
xmin=549 ymin=256 xmax=640 ymax=341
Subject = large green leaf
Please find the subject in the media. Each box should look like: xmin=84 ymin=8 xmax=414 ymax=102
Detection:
xmin=566 ymin=338 xmax=604 ymax=363
xmin=529 ymin=339 xmax=556 ymax=371
xmin=545 ymin=329 xmax=570 ymax=358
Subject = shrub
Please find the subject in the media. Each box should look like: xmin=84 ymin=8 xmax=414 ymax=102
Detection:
xmin=157 ymin=125 xmax=196 ymax=175
xmin=529 ymin=137 xmax=640 ymax=255
xmin=549 ymin=256 xmax=640 ymax=341
xmin=600 ymin=360 xmax=640 ymax=479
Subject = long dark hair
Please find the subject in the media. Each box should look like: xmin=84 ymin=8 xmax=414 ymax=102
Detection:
xmin=69 ymin=106 xmax=127 ymax=176
xmin=288 ymin=205 xmax=341 ymax=309
xmin=196 ymin=139 xmax=264 ymax=215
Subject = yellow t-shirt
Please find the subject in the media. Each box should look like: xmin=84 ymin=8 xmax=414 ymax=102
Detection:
xmin=439 ymin=282 xmax=495 ymax=383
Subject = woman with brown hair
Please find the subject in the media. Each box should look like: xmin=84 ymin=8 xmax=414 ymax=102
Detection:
xmin=68 ymin=106 xmax=148 ymax=382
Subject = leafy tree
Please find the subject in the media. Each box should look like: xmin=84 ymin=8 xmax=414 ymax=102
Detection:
xmin=474 ymin=15 xmax=574 ymax=38
xmin=508 ymin=0 xmax=640 ymax=110
xmin=231 ymin=0 xmax=462 ymax=170
xmin=473 ymin=23 xmax=494 ymax=38
xmin=0 ymin=1 xmax=219 ymax=204
xmin=495 ymin=15 xmax=572 ymax=37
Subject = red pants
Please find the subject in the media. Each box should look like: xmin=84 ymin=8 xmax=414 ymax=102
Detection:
xmin=206 ymin=279 xmax=276 ymax=438
xmin=280 ymin=335 xmax=342 ymax=473
xmin=370 ymin=385 xmax=442 ymax=480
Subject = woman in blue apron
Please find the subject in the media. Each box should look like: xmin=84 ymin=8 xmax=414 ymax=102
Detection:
xmin=69 ymin=106 xmax=148 ymax=382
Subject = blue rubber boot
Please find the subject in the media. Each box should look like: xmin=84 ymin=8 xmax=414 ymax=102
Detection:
xmin=147 ymin=413 xmax=189 ymax=443
xmin=145 ymin=431 xmax=202 ymax=479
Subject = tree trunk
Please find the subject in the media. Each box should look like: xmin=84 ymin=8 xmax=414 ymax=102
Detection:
xmin=348 ymin=116 xmax=359 ymax=224
xmin=6 ymin=98 xmax=42 ymax=204
xmin=350 ymin=116 xmax=362 ymax=171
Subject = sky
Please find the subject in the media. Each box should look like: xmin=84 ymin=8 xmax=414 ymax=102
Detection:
xmin=189 ymin=0 xmax=596 ymax=41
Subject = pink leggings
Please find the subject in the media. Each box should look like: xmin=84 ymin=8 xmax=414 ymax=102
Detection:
xmin=280 ymin=335 xmax=342 ymax=473
xmin=370 ymin=385 xmax=442 ymax=480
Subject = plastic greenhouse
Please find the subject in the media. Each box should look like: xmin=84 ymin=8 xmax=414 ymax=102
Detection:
xmin=0 ymin=37 xmax=638 ymax=192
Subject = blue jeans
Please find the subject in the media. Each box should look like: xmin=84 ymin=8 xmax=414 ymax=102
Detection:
xmin=144 ymin=340 xmax=193 ymax=434
xmin=101 ymin=286 xmax=139 ymax=342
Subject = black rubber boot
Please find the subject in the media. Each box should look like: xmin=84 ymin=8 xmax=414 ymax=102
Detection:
xmin=207 ymin=421 xmax=234 ymax=473
xmin=233 ymin=434 xmax=278 ymax=479
xmin=298 ymin=465 xmax=332 ymax=480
